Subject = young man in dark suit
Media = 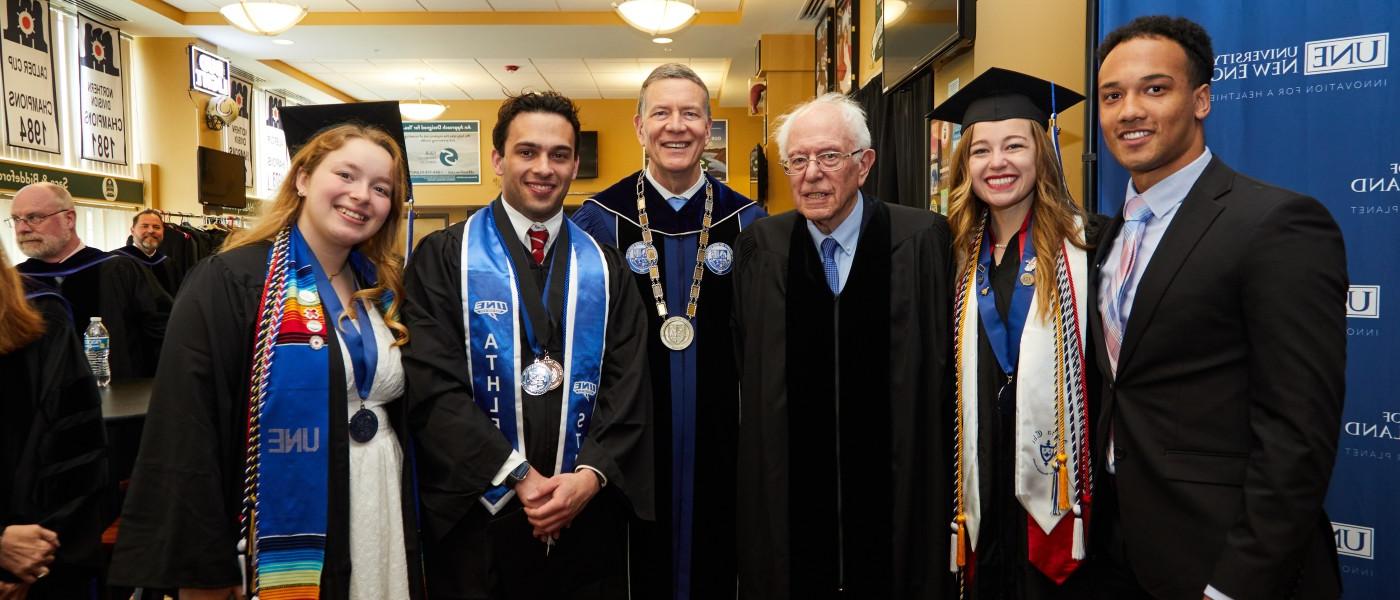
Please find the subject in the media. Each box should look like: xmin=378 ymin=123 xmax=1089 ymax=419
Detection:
xmin=1090 ymin=15 xmax=1346 ymax=600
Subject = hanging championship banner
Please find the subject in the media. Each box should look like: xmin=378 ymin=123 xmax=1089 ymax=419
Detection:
xmin=1097 ymin=2 xmax=1398 ymax=597
xmin=0 ymin=0 xmax=59 ymax=154
xmin=77 ymin=14 xmax=126 ymax=165
xmin=259 ymin=91 xmax=289 ymax=197
xmin=226 ymin=76 xmax=253 ymax=187
xmin=404 ymin=120 xmax=480 ymax=184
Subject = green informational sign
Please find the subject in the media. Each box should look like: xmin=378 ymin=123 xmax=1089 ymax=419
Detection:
xmin=0 ymin=160 xmax=143 ymax=204
xmin=404 ymin=121 xmax=482 ymax=185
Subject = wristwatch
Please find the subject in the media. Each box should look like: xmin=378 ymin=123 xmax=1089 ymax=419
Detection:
xmin=506 ymin=461 xmax=530 ymax=488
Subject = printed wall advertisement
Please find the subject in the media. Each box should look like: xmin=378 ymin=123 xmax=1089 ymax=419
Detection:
xmin=258 ymin=91 xmax=288 ymax=197
xmin=0 ymin=0 xmax=59 ymax=153
xmin=1097 ymin=3 xmax=1398 ymax=597
xmin=704 ymin=119 xmax=727 ymax=183
xmin=404 ymin=120 xmax=480 ymax=185
xmin=77 ymin=14 xmax=126 ymax=165
xmin=226 ymin=76 xmax=253 ymax=187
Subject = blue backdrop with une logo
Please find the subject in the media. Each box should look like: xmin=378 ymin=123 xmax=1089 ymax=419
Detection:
xmin=1096 ymin=2 xmax=1398 ymax=598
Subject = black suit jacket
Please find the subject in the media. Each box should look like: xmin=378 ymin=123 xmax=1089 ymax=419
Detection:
xmin=1089 ymin=157 xmax=1346 ymax=600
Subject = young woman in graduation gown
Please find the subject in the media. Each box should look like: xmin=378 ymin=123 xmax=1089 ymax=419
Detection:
xmin=0 ymin=247 xmax=107 ymax=599
xmin=938 ymin=68 xmax=1105 ymax=600
xmin=110 ymin=121 xmax=425 ymax=599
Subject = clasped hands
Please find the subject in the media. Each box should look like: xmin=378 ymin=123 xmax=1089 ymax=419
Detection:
xmin=0 ymin=523 xmax=60 ymax=599
xmin=515 ymin=467 xmax=601 ymax=545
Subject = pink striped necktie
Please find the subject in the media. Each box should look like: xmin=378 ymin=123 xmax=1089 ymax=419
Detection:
xmin=1103 ymin=194 xmax=1152 ymax=374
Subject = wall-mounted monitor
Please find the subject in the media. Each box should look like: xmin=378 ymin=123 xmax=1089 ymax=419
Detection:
xmin=198 ymin=146 xmax=248 ymax=209
xmin=882 ymin=0 xmax=976 ymax=92
xmin=576 ymin=130 xmax=599 ymax=179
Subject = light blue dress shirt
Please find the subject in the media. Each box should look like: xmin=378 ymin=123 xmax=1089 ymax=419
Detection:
xmin=806 ymin=192 xmax=864 ymax=294
xmin=1098 ymin=148 xmax=1213 ymax=327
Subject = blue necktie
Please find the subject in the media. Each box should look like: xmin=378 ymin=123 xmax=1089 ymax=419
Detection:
xmin=821 ymin=237 xmax=841 ymax=294
xmin=1103 ymin=195 xmax=1152 ymax=374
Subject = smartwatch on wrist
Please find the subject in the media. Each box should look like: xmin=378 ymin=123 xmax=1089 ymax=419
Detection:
xmin=506 ymin=461 xmax=530 ymax=488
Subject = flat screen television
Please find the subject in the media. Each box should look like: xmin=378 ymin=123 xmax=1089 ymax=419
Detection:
xmin=882 ymin=0 xmax=976 ymax=92
xmin=576 ymin=130 xmax=598 ymax=179
xmin=198 ymin=146 xmax=248 ymax=209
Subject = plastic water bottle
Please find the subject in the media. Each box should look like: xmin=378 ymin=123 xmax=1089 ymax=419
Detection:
xmin=84 ymin=317 xmax=111 ymax=388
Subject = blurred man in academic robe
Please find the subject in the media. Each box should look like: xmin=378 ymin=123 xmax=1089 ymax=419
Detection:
xmin=403 ymin=91 xmax=653 ymax=599
xmin=112 ymin=209 xmax=180 ymax=295
xmin=573 ymin=63 xmax=764 ymax=600
xmin=11 ymin=182 xmax=170 ymax=378
xmin=731 ymin=93 xmax=954 ymax=599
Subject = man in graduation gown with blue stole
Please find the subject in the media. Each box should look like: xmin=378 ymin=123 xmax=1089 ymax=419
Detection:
xmin=12 ymin=182 xmax=170 ymax=377
xmin=403 ymin=91 xmax=653 ymax=600
xmin=731 ymin=93 xmax=954 ymax=599
xmin=573 ymin=63 xmax=764 ymax=600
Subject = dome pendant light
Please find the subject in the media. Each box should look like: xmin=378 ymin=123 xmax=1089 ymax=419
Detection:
xmin=613 ymin=0 xmax=698 ymax=37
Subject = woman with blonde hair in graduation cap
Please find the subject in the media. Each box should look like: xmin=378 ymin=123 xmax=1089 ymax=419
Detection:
xmin=110 ymin=102 xmax=425 ymax=600
xmin=934 ymin=67 xmax=1106 ymax=600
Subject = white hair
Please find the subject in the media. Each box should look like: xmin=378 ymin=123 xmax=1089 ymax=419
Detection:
xmin=773 ymin=93 xmax=871 ymax=158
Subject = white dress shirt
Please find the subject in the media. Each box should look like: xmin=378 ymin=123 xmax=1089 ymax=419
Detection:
xmin=644 ymin=167 xmax=707 ymax=212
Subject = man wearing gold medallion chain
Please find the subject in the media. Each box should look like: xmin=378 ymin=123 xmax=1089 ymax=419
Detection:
xmin=574 ymin=63 xmax=764 ymax=600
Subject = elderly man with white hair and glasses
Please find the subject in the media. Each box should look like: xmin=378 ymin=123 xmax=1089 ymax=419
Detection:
xmin=9 ymin=182 xmax=170 ymax=377
xmin=730 ymin=93 xmax=956 ymax=599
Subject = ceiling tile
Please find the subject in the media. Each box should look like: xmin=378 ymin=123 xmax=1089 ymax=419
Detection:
xmin=163 ymin=0 xmax=220 ymax=11
xmin=695 ymin=0 xmax=740 ymax=10
xmin=585 ymin=58 xmax=639 ymax=73
xmin=541 ymin=72 xmax=596 ymax=86
xmin=553 ymin=0 xmax=613 ymax=10
xmin=476 ymin=59 xmax=540 ymax=78
xmin=288 ymin=60 xmax=333 ymax=74
xmin=497 ymin=0 xmax=561 ymax=10
xmin=592 ymin=70 xmax=644 ymax=88
xmin=301 ymin=0 xmax=361 ymax=10
xmin=415 ymin=0 xmax=493 ymax=9
xmin=531 ymin=58 xmax=587 ymax=74
xmin=349 ymin=0 xmax=428 ymax=11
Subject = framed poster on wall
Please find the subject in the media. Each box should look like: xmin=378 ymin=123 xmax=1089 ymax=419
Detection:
xmin=704 ymin=119 xmax=728 ymax=183
xmin=815 ymin=8 xmax=833 ymax=95
xmin=834 ymin=0 xmax=858 ymax=94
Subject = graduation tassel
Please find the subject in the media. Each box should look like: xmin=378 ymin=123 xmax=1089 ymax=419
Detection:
xmin=949 ymin=521 xmax=960 ymax=573
xmin=1071 ymin=504 xmax=1086 ymax=561
xmin=1056 ymin=453 xmax=1071 ymax=513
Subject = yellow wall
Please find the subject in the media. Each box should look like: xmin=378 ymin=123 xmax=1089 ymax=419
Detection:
xmin=411 ymin=99 xmax=763 ymax=211
xmin=758 ymin=34 xmax=816 ymax=215
xmin=934 ymin=0 xmax=1089 ymax=205
xmin=132 ymin=37 xmax=224 ymax=215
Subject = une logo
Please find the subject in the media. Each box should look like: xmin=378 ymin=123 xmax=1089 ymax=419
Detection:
xmin=1333 ymin=522 xmax=1374 ymax=559
xmin=1305 ymin=33 xmax=1389 ymax=75
xmin=1347 ymin=285 xmax=1380 ymax=319
xmin=474 ymin=300 xmax=509 ymax=320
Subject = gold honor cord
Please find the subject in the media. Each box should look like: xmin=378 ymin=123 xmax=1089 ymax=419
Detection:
xmin=949 ymin=223 xmax=984 ymax=600
xmin=635 ymin=170 xmax=714 ymax=351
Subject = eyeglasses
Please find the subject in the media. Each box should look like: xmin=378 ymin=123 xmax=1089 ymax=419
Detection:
xmin=780 ymin=149 xmax=866 ymax=175
xmin=5 ymin=209 xmax=72 ymax=228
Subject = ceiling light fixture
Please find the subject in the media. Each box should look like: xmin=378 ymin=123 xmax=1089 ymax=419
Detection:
xmin=399 ymin=78 xmax=447 ymax=121
xmin=613 ymin=0 xmax=698 ymax=37
xmin=884 ymin=0 xmax=908 ymax=27
xmin=652 ymin=36 xmax=673 ymax=44
xmin=219 ymin=1 xmax=307 ymax=36
xmin=271 ymin=38 xmax=294 ymax=45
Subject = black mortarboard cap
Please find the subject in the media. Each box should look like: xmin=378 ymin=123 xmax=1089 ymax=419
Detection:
xmin=928 ymin=67 xmax=1084 ymax=128
xmin=280 ymin=101 xmax=411 ymax=183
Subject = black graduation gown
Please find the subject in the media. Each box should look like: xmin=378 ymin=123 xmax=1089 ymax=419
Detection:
xmin=108 ymin=243 xmax=425 ymax=599
xmin=112 ymin=245 xmax=180 ymax=296
xmin=17 ymin=247 xmax=171 ymax=378
xmin=402 ymin=201 xmax=653 ymax=600
xmin=967 ymin=218 xmax=1105 ymax=600
xmin=0 ymin=296 xmax=107 ymax=599
xmin=731 ymin=195 xmax=954 ymax=599
xmin=573 ymin=171 xmax=764 ymax=600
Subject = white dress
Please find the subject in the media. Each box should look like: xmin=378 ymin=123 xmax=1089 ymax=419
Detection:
xmin=338 ymin=300 xmax=412 ymax=600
